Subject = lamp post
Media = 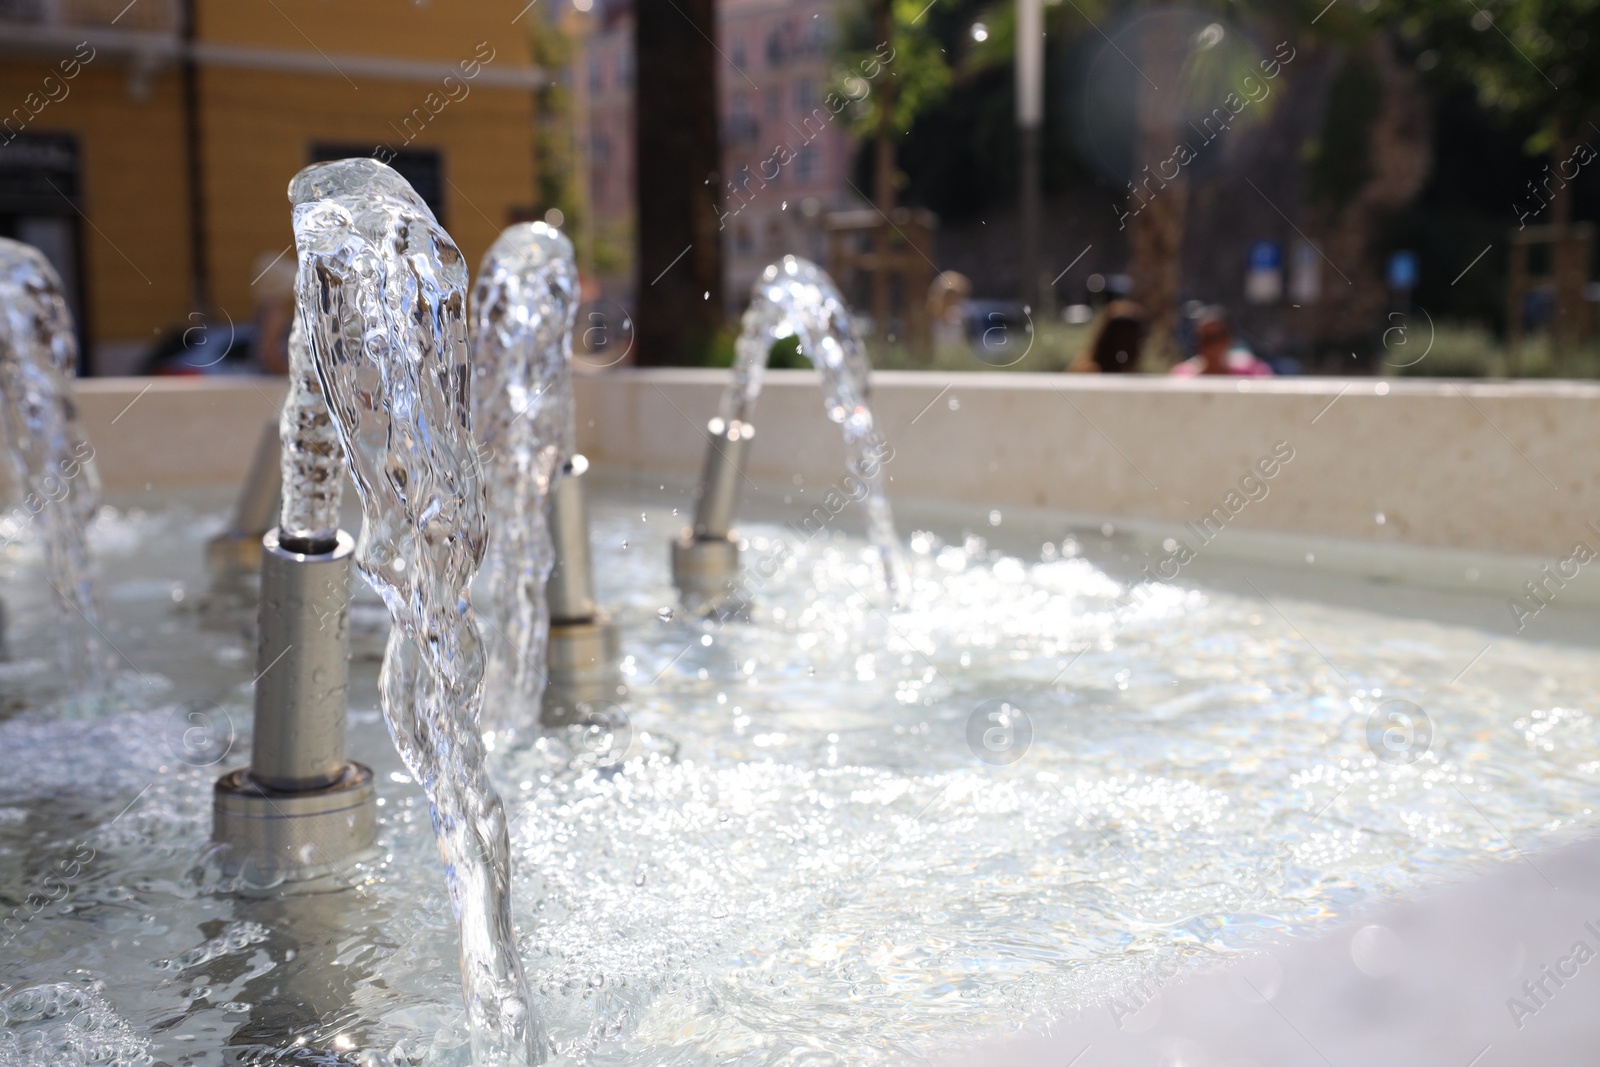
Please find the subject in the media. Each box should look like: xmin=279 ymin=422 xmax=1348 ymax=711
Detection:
xmin=1017 ymin=0 xmax=1044 ymax=311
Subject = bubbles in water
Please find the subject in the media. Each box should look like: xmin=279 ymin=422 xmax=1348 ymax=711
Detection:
xmin=0 ymin=982 xmax=151 ymax=1067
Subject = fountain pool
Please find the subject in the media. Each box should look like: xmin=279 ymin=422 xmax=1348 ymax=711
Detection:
xmin=2 ymin=476 xmax=1598 ymax=1066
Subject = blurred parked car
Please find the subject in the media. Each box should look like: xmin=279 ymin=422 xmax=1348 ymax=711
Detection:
xmin=140 ymin=321 xmax=259 ymax=376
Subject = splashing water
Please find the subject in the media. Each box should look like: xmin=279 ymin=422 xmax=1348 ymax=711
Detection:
xmin=0 ymin=238 xmax=110 ymax=689
xmin=276 ymin=307 xmax=343 ymax=550
xmin=469 ymin=223 xmax=578 ymax=731
xmin=289 ymin=158 xmax=540 ymax=1065
xmin=728 ymin=256 xmax=910 ymax=603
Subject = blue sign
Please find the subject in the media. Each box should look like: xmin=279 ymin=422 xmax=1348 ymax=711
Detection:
xmin=1388 ymin=250 xmax=1418 ymax=291
xmin=1248 ymin=241 xmax=1282 ymax=271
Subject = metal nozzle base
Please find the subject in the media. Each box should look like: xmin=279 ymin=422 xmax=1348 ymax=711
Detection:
xmin=541 ymin=614 xmax=623 ymax=726
xmin=671 ymin=530 xmax=741 ymax=612
xmin=213 ymin=762 xmax=377 ymax=891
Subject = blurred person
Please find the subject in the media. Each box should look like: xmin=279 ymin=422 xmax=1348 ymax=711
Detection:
xmin=927 ymin=270 xmax=972 ymax=353
xmin=1070 ymin=299 xmax=1147 ymax=372
xmin=1170 ymin=309 xmax=1272 ymax=377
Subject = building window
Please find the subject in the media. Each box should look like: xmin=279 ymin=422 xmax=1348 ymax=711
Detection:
xmin=794 ymin=78 xmax=817 ymax=112
xmin=731 ymin=37 xmax=746 ymax=68
xmin=727 ymin=91 xmax=759 ymax=144
xmin=311 ymin=143 xmax=445 ymax=223
xmin=795 ymin=144 xmax=818 ymax=182
xmin=765 ymin=87 xmax=781 ymax=120
xmin=618 ymin=48 xmax=633 ymax=88
xmin=735 ymin=223 xmax=752 ymax=255
xmin=589 ymin=55 xmax=602 ymax=94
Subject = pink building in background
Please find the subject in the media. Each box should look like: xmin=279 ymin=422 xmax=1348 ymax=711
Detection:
xmin=578 ymin=0 xmax=862 ymax=310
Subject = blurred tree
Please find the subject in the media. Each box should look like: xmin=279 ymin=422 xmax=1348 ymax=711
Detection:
xmin=854 ymin=0 xmax=1385 ymax=361
xmin=525 ymin=11 xmax=583 ymax=239
xmin=1117 ymin=0 xmax=1370 ymax=361
xmin=832 ymin=0 xmax=953 ymax=329
xmin=1375 ymin=0 xmax=1600 ymax=354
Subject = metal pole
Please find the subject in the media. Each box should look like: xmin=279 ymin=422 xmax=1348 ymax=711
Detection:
xmin=547 ymin=455 xmax=598 ymax=624
xmin=1017 ymin=0 xmax=1044 ymax=311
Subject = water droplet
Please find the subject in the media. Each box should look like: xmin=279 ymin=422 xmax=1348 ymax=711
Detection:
xmin=988 ymin=510 xmax=1002 ymax=526
xmin=703 ymin=291 xmax=710 ymax=300
xmin=1375 ymin=511 xmax=1386 ymax=525
xmin=700 ymin=634 xmax=713 ymax=646
xmin=807 ymin=666 xmax=815 ymax=677
xmin=657 ymin=607 xmax=674 ymax=622
xmin=620 ymin=540 xmax=629 ymax=549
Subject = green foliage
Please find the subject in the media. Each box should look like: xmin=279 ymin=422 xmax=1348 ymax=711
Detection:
xmin=526 ymin=15 xmax=583 ymax=238
xmin=767 ymin=334 xmax=808 ymax=369
xmin=1388 ymin=321 xmax=1600 ymax=378
xmin=867 ymin=317 xmax=1097 ymax=372
xmin=831 ymin=0 xmax=954 ymax=136
xmin=1375 ymin=0 xmax=1600 ymax=147
xmin=855 ymin=0 xmax=1360 ymax=222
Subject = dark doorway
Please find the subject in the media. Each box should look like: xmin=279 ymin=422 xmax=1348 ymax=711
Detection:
xmin=0 ymin=132 xmax=88 ymax=374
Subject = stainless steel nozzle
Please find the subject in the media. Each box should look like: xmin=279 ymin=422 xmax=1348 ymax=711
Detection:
xmin=544 ymin=453 xmax=623 ymax=723
xmin=691 ymin=418 xmax=752 ymax=541
xmin=250 ymin=529 xmax=354 ymax=791
xmin=547 ymin=454 xmax=598 ymax=625
xmin=671 ymin=418 xmax=752 ymax=610
xmin=213 ymin=528 xmax=376 ymax=888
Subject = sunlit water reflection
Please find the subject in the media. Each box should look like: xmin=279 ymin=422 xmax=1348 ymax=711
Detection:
xmin=1 ymin=487 xmax=1596 ymax=1065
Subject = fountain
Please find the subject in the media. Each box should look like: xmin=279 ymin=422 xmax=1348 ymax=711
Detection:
xmin=288 ymin=157 xmax=539 ymax=1064
xmin=468 ymin=221 xmax=580 ymax=736
xmin=0 ymin=237 xmax=110 ymax=691
xmin=672 ymin=256 xmax=910 ymax=610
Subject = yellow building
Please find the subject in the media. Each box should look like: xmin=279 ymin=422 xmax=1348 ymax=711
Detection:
xmin=0 ymin=0 xmax=543 ymax=374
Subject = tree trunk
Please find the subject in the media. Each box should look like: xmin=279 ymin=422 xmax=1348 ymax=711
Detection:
xmin=1308 ymin=42 xmax=1430 ymax=357
xmin=1126 ymin=8 xmax=1188 ymax=365
xmin=635 ymin=0 xmax=724 ymax=365
xmin=1549 ymin=132 xmax=1579 ymax=363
